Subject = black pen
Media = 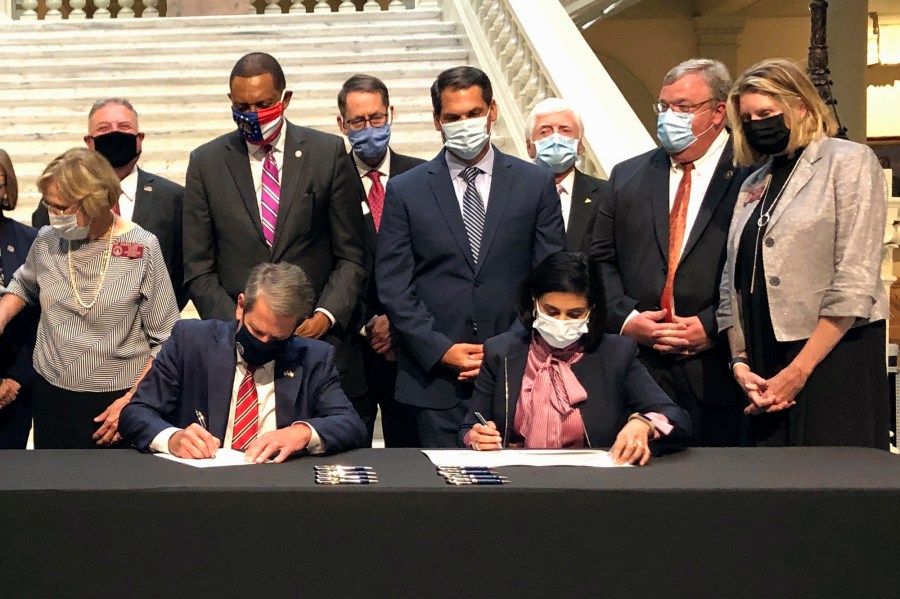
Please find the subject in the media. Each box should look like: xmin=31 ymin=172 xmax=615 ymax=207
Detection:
xmin=315 ymin=466 xmax=374 ymax=471
xmin=446 ymin=475 xmax=510 ymax=482
xmin=447 ymin=478 xmax=508 ymax=485
xmin=194 ymin=410 xmax=208 ymax=430
xmin=474 ymin=411 xmax=489 ymax=426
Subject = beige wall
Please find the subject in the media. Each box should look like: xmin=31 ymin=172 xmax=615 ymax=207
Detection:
xmin=738 ymin=17 xmax=809 ymax=68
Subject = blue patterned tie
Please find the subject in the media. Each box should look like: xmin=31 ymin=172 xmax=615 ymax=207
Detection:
xmin=460 ymin=166 xmax=486 ymax=264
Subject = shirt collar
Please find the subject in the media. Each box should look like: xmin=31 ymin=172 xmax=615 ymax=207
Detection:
xmin=248 ymin=126 xmax=286 ymax=159
xmin=119 ymin=166 xmax=139 ymax=201
xmin=446 ymin=144 xmax=495 ymax=180
xmin=669 ymin=128 xmax=729 ymax=176
xmin=558 ymin=169 xmax=576 ymax=195
xmin=352 ymin=148 xmax=391 ymax=179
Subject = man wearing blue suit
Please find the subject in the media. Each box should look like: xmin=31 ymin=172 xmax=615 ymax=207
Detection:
xmin=375 ymin=66 xmax=566 ymax=447
xmin=119 ymin=262 xmax=367 ymax=462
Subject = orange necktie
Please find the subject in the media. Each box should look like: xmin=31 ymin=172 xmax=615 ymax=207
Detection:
xmin=659 ymin=162 xmax=694 ymax=323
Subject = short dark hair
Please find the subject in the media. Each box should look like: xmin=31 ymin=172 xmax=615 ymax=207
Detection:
xmin=516 ymin=252 xmax=606 ymax=351
xmin=229 ymin=52 xmax=286 ymax=92
xmin=430 ymin=66 xmax=493 ymax=115
xmin=337 ymin=74 xmax=390 ymax=117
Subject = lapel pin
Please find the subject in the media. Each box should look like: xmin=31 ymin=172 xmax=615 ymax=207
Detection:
xmin=143 ymin=185 xmax=153 ymax=192
xmin=294 ymin=150 xmax=302 ymax=159
xmin=7 ymin=245 xmax=14 ymax=252
xmin=283 ymin=370 xmax=295 ymax=378
xmin=584 ymin=198 xmax=592 ymax=204
xmin=725 ymin=170 xmax=734 ymax=180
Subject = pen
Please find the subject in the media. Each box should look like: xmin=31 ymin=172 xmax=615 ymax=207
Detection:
xmin=446 ymin=479 xmax=508 ymax=485
xmin=316 ymin=479 xmax=378 ymax=485
xmin=446 ymin=474 xmax=509 ymax=481
xmin=438 ymin=467 xmax=498 ymax=473
xmin=195 ymin=410 xmax=208 ymax=430
xmin=315 ymin=465 xmax=375 ymax=471
xmin=474 ymin=411 xmax=489 ymax=427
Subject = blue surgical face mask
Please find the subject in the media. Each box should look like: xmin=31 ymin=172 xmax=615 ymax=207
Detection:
xmin=657 ymin=107 xmax=715 ymax=154
xmin=534 ymin=133 xmax=579 ymax=174
xmin=442 ymin=116 xmax=491 ymax=161
xmin=347 ymin=122 xmax=392 ymax=161
xmin=49 ymin=212 xmax=91 ymax=241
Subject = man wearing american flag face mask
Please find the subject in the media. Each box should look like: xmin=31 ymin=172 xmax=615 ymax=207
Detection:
xmin=182 ymin=52 xmax=368 ymax=404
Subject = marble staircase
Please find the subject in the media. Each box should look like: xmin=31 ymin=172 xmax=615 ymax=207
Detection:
xmin=0 ymin=8 xmax=493 ymax=224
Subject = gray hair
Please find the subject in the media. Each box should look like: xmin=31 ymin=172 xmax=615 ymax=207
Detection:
xmin=88 ymin=97 xmax=139 ymax=120
xmin=524 ymin=97 xmax=584 ymax=141
xmin=243 ymin=262 xmax=315 ymax=324
xmin=662 ymin=59 xmax=732 ymax=102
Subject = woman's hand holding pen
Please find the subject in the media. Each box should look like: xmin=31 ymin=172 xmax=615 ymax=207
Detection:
xmin=168 ymin=423 xmax=220 ymax=459
xmin=467 ymin=412 xmax=502 ymax=451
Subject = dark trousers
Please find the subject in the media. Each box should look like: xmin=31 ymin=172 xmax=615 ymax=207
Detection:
xmin=353 ymin=346 xmax=419 ymax=448
xmin=32 ymin=375 xmax=128 ymax=449
xmin=0 ymin=389 xmax=32 ymax=449
xmin=639 ymin=349 xmax=746 ymax=447
xmin=414 ymin=401 xmax=469 ymax=448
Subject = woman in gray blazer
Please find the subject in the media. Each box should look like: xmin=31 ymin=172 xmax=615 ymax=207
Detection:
xmin=716 ymin=59 xmax=889 ymax=449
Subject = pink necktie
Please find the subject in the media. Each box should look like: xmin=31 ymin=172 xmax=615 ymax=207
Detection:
xmin=260 ymin=145 xmax=280 ymax=247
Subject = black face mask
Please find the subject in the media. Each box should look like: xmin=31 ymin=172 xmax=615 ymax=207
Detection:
xmin=92 ymin=131 xmax=140 ymax=168
xmin=235 ymin=321 xmax=291 ymax=367
xmin=742 ymin=113 xmax=791 ymax=155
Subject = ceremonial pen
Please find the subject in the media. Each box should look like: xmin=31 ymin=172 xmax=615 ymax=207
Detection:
xmin=474 ymin=411 xmax=489 ymax=426
xmin=195 ymin=410 xmax=208 ymax=430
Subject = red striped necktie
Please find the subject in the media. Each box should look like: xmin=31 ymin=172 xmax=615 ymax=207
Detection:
xmin=232 ymin=365 xmax=259 ymax=451
xmin=260 ymin=144 xmax=280 ymax=247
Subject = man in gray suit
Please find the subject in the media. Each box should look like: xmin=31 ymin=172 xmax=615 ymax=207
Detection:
xmin=33 ymin=98 xmax=187 ymax=309
xmin=182 ymin=52 xmax=367 ymax=399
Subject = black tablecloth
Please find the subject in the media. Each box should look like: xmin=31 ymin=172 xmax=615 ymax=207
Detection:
xmin=1 ymin=448 xmax=899 ymax=598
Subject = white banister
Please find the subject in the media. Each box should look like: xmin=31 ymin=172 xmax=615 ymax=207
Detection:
xmin=19 ymin=0 xmax=38 ymax=19
xmin=45 ymin=0 xmax=62 ymax=19
xmin=442 ymin=0 xmax=652 ymax=178
xmin=94 ymin=0 xmax=111 ymax=18
xmin=69 ymin=0 xmax=86 ymax=18
xmin=143 ymin=0 xmax=159 ymax=17
xmin=118 ymin=0 xmax=135 ymax=18
xmin=338 ymin=0 xmax=355 ymax=12
xmin=363 ymin=1 xmax=381 ymax=12
xmin=313 ymin=1 xmax=329 ymax=13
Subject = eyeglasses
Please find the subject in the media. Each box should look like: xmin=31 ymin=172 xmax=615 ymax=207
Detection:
xmin=653 ymin=99 xmax=714 ymax=115
xmin=41 ymin=198 xmax=82 ymax=216
xmin=344 ymin=113 xmax=388 ymax=132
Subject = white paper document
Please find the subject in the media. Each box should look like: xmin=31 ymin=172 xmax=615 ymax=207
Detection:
xmin=422 ymin=449 xmax=630 ymax=468
xmin=154 ymin=448 xmax=257 ymax=468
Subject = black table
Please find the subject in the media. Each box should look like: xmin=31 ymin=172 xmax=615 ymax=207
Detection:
xmin=1 ymin=448 xmax=899 ymax=598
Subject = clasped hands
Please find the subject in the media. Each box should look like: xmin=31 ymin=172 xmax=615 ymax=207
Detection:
xmin=167 ymin=422 xmax=313 ymax=463
xmin=0 ymin=378 xmax=22 ymax=409
xmin=441 ymin=343 xmax=483 ymax=381
xmin=732 ymin=362 xmax=808 ymax=415
xmin=623 ymin=309 xmax=711 ymax=356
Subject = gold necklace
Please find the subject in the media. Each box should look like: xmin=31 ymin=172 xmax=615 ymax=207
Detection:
xmin=68 ymin=217 xmax=116 ymax=312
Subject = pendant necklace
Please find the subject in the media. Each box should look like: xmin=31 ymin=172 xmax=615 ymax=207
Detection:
xmin=749 ymin=157 xmax=801 ymax=294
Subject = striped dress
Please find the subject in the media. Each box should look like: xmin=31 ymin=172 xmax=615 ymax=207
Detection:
xmin=2 ymin=224 xmax=180 ymax=393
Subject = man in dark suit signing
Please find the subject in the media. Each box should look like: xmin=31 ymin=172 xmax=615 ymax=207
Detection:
xmin=591 ymin=58 xmax=753 ymax=446
xmin=376 ymin=66 xmax=566 ymax=447
xmin=336 ymin=74 xmax=424 ymax=447
xmin=32 ymin=97 xmax=187 ymax=309
xmin=182 ymin=53 xmax=366 ymax=400
xmin=525 ymin=97 xmax=609 ymax=253
xmin=119 ymin=262 xmax=367 ymax=462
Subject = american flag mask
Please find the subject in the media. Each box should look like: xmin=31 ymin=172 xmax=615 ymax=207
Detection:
xmin=232 ymin=99 xmax=285 ymax=145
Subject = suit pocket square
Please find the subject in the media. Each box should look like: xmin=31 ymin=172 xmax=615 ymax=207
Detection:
xmin=361 ymin=201 xmax=371 ymax=216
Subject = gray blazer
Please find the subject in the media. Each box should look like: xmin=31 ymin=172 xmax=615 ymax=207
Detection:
xmin=716 ymin=136 xmax=888 ymax=349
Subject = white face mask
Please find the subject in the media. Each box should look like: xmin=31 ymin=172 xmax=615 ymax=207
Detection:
xmin=441 ymin=116 xmax=490 ymax=160
xmin=533 ymin=302 xmax=589 ymax=349
xmin=49 ymin=212 xmax=91 ymax=241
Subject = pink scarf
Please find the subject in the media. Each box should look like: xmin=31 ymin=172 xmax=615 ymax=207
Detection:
xmin=515 ymin=334 xmax=588 ymax=448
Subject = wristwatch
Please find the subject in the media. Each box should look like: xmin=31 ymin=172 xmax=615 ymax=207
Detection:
xmin=729 ymin=356 xmax=750 ymax=371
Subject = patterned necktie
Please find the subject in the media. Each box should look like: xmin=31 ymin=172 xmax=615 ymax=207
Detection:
xmin=366 ymin=170 xmax=385 ymax=231
xmin=660 ymin=162 xmax=694 ymax=323
xmin=232 ymin=365 xmax=259 ymax=451
xmin=260 ymin=144 xmax=280 ymax=247
xmin=556 ymin=184 xmax=568 ymax=230
xmin=460 ymin=166 xmax=486 ymax=264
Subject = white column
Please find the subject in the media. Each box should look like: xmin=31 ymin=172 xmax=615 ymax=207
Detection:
xmin=288 ymin=0 xmax=304 ymax=13
xmin=388 ymin=0 xmax=404 ymax=10
xmin=45 ymin=0 xmax=63 ymax=19
xmin=118 ymin=0 xmax=136 ymax=18
xmin=143 ymin=0 xmax=159 ymax=17
xmin=338 ymin=0 xmax=355 ymax=12
xmin=94 ymin=0 xmax=111 ymax=18
xmin=313 ymin=1 xmax=330 ymax=13
xmin=69 ymin=0 xmax=87 ymax=18
xmin=19 ymin=0 xmax=39 ymax=19
xmin=692 ymin=14 xmax=745 ymax=77
xmin=363 ymin=1 xmax=381 ymax=12
xmin=264 ymin=0 xmax=280 ymax=13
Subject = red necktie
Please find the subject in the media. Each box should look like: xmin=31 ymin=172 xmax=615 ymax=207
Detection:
xmin=659 ymin=162 xmax=694 ymax=323
xmin=367 ymin=170 xmax=385 ymax=231
xmin=232 ymin=366 xmax=258 ymax=451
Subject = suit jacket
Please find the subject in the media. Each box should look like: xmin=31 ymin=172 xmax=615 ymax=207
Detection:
xmin=119 ymin=319 xmax=367 ymax=455
xmin=0 ymin=215 xmax=39 ymax=394
xmin=182 ymin=121 xmax=367 ymax=327
xmin=33 ymin=167 xmax=186 ymax=309
xmin=717 ymin=136 xmax=888 ymax=348
xmin=569 ymin=169 xmax=610 ymax=253
xmin=591 ymin=139 xmax=752 ymax=407
xmin=458 ymin=329 xmax=692 ymax=448
xmin=375 ymin=146 xmax=566 ymax=410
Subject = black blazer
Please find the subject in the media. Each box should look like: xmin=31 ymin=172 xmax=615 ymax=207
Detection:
xmin=568 ymin=169 xmax=609 ymax=253
xmin=32 ymin=167 xmax=186 ymax=309
xmin=182 ymin=121 xmax=367 ymax=328
xmin=458 ymin=329 xmax=692 ymax=448
xmin=375 ymin=146 xmax=566 ymax=410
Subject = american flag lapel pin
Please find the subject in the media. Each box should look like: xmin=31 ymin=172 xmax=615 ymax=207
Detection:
xmin=143 ymin=185 xmax=153 ymax=192
xmin=283 ymin=370 xmax=295 ymax=378
xmin=584 ymin=198 xmax=592 ymax=204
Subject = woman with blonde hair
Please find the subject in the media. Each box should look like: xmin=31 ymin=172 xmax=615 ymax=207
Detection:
xmin=717 ymin=59 xmax=889 ymax=448
xmin=0 ymin=148 xmax=179 ymax=448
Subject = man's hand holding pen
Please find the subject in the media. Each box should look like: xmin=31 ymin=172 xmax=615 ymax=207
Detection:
xmin=168 ymin=423 xmax=221 ymax=459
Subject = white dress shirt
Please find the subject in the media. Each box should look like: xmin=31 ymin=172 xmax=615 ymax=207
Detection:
xmin=620 ymin=129 xmax=729 ymax=332
xmin=556 ymin=169 xmax=575 ymax=231
xmin=149 ymin=353 xmax=323 ymax=455
xmin=353 ymin=149 xmax=391 ymax=198
xmin=446 ymin=145 xmax=494 ymax=213
xmin=117 ymin=166 xmax=139 ymax=222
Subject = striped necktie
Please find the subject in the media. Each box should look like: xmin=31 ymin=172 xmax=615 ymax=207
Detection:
xmin=260 ymin=144 xmax=280 ymax=247
xmin=460 ymin=166 xmax=486 ymax=264
xmin=232 ymin=365 xmax=259 ymax=451
xmin=660 ymin=162 xmax=694 ymax=322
